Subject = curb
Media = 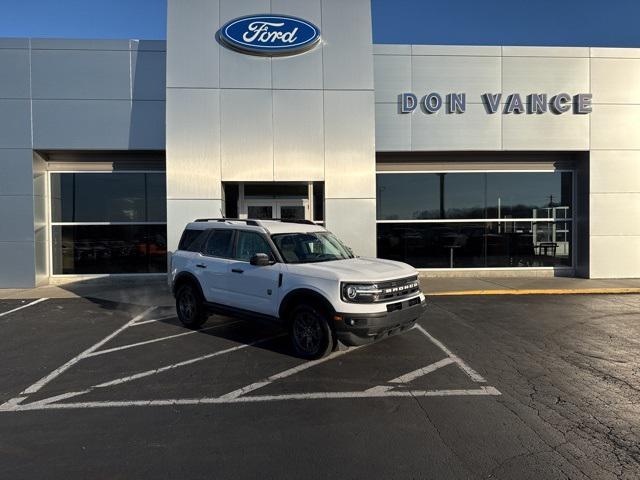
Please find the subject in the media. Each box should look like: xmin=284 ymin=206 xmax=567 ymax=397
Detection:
xmin=425 ymin=288 xmax=640 ymax=296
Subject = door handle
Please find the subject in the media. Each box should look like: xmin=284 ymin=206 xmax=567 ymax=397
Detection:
xmin=196 ymin=264 xmax=207 ymax=269
xmin=231 ymin=268 xmax=244 ymax=274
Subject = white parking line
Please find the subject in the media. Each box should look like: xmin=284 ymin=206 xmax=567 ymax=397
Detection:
xmin=1 ymin=318 xmax=501 ymax=413
xmin=131 ymin=315 xmax=177 ymax=327
xmin=85 ymin=320 xmax=242 ymax=357
xmin=219 ymin=347 xmax=360 ymax=400
xmin=13 ymin=386 xmax=502 ymax=411
xmin=414 ymin=324 xmax=487 ymax=383
xmin=0 ymin=298 xmax=48 ymax=318
xmin=389 ymin=357 xmax=455 ymax=384
xmin=23 ymin=390 xmax=92 ymax=408
xmin=20 ymin=307 xmax=156 ymax=396
xmin=22 ymin=333 xmax=287 ymax=407
xmin=95 ymin=333 xmax=285 ymax=388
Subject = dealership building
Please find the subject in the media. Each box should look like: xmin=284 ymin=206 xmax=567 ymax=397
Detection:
xmin=1 ymin=0 xmax=639 ymax=288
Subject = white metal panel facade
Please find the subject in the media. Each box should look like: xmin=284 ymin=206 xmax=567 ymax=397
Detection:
xmin=373 ymin=45 xmax=640 ymax=278
xmin=166 ymin=0 xmax=377 ymax=257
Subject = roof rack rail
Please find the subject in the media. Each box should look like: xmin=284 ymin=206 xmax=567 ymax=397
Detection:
xmin=194 ymin=218 xmax=261 ymax=226
xmin=193 ymin=218 xmax=317 ymax=227
xmin=269 ymin=218 xmax=317 ymax=226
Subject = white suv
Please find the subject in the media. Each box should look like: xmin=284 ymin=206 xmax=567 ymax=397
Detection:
xmin=169 ymin=219 xmax=426 ymax=359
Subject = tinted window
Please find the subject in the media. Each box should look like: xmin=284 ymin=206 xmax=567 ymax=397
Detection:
xmin=51 ymin=173 xmax=166 ymax=223
xmin=178 ymin=229 xmax=208 ymax=252
xmin=377 ymin=172 xmax=572 ymax=221
xmin=145 ymin=173 xmax=168 ymax=222
xmin=486 ymin=172 xmax=572 ymax=219
xmin=377 ymin=174 xmax=440 ymax=220
xmin=377 ymin=221 xmax=571 ymax=269
xmin=204 ymin=230 xmax=234 ymax=258
xmin=234 ymin=231 xmax=273 ymax=262
xmin=52 ymin=225 xmax=167 ymax=274
xmin=313 ymin=182 xmax=324 ymax=221
xmin=442 ymin=173 xmax=485 ymax=219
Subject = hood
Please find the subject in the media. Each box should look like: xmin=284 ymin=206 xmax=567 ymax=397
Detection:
xmin=287 ymin=257 xmax=418 ymax=282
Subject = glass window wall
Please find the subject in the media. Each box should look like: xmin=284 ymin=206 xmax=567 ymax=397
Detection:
xmin=51 ymin=172 xmax=167 ymax=275
xmin=377 ymin=171 xmax=573 ymax=269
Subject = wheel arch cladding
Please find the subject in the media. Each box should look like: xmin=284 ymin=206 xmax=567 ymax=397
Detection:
xmin=279 ymin=288 xmax=336 ymax=323
xmin=173 ymin=272 xmax=205 ymax=299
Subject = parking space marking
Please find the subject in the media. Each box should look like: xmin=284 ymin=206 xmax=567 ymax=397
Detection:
xmin=21 ymin=333 xmax=288 ymax=408
xmin=364 ymin=357 xmax=455 ymax=394
xmin=93 ymin=333 xmax=286 ymax=388
xmin=85 ymin=320 xmax=242 ymax=357
xmin=364 ymin=385 xmax=395 ymax=394
xmin=19 ymin=307 xmax=157 ymax=396
xmin=130 ymin=315 xmax=177 ymax=327
xmin=1 ymin=315 xmax=501 ymax=413
xmin=0 ymin=307 xmax=156 ymax=412
xmin=219 ymin=347 xmax=361 ymax=400
xmin=0 ymin=298 xmax=48 ymax=318
xmin=15 ymin=386 xmax=502 ymax=411
xmin=389 ymin=357 xmax=456 ymax=384
xmin=414 ymin=324 xmax=487 ymax=383
xmin=24 ymin=390 xmax=92 ymax=408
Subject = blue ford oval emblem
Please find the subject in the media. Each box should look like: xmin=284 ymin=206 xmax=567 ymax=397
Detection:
xmin=219 ymin=15 xmax=321 ymax=56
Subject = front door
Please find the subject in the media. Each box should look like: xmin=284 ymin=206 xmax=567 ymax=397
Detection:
xmin=226 ymin=229 xmax=282 ymax=317
xmin=243 ymin=199 xmax=309 ymax=220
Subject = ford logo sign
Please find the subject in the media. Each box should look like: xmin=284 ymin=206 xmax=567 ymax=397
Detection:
xmin=219 ymin=15 xmax=321 ymax=56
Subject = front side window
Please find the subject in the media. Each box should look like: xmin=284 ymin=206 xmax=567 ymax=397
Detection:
xmin=234 ymin=231 xmax=274 ymax=262
xmin=272 ymin=232 xmax=354 ymax=264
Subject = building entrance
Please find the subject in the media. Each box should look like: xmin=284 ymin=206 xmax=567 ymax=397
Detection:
xmin=236 ymin=183 xmax=313 ymax=221
xmin=242 ymin=198 xmax=309 ymax=221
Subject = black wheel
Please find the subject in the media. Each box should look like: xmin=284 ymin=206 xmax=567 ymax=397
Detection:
xmin=176 ymin=283 xmax=208 ymax=329
xmin=289 ymin=304 xmax=334 ymax=360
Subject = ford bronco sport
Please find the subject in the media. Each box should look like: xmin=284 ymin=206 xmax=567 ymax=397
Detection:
xmin=169 ymin=219 xmax=426 ymax=359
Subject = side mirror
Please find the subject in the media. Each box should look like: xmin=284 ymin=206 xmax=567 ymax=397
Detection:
xmin=250 ymin=253 xmax=271 ymax=267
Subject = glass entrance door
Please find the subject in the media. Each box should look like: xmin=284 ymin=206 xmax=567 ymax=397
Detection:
xmin=243 ymin=199 xmax=309 ymax=220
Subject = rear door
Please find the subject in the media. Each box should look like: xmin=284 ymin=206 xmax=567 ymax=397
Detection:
xmin=198 ymin=228 xmax=235 ymax=304
xmin=226 ymin=230 xmax=283 ymax=317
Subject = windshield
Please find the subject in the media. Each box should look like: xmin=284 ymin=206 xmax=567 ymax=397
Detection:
xmin=271 ymin=232 xmax=355 ymax=264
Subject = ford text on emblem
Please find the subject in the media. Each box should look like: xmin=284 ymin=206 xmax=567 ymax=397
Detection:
xmin=219 ymin=15 xmax=321 ymax=56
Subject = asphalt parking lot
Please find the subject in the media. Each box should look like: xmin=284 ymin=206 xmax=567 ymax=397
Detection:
xmin=0 ymin=294 xmax=639 ymax=479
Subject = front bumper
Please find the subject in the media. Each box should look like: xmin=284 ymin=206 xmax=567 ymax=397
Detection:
xmin=334 ymin=296 xmax=427 ymax=346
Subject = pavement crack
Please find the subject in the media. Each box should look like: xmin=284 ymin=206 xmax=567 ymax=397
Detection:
xmin=408 ymin=391 xmax=480 ymax=479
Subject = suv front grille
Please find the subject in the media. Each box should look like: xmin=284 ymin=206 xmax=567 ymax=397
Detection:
xmin=377 ymin=275 xmax=420 ymax=302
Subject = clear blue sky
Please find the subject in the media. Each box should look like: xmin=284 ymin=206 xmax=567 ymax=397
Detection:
xmin=0 ymin=0 xmax=638 ymax=47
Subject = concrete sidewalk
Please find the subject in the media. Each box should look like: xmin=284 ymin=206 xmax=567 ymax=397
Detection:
xmin=422 ymin=276 xmax=640 ymax=296
xmin=1 ymin=276 xmax=639 ymax=307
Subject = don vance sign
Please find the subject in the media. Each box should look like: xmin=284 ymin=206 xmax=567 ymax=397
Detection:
xmin=400 ymin=92 xmax=593 ymax=115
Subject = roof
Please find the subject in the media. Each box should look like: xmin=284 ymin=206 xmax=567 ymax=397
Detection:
xmin=185 ymin=219 xmax=327 ymax=235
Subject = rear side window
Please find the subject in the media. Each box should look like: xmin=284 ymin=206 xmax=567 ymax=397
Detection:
xmin=204 ymin=229 xmax=234 ymax=258
xmin=178 ymin=229 xmax=208 ymax=252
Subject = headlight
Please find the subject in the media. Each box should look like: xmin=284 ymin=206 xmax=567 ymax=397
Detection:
xmin=341 ymin=283 xmax=383 ymax=303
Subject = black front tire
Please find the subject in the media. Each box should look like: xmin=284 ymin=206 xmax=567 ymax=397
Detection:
xmin=176 ymin=283 xmax=208 ymax=329
xmin=289 ymin=304 xmax=334 ymax=360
